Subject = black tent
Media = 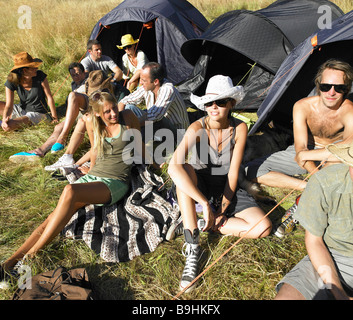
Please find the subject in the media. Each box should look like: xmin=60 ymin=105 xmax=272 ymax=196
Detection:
xmin=88 ymin=0 xmax=209 ymax=84
xmin=178 ymin=0 xmax=343 ymax=110
xmin=250 ymin=10 xmax=353 ymax=135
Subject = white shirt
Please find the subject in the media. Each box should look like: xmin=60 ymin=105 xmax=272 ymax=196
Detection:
xmin=122 ymin=50 xmax=149 ymax=79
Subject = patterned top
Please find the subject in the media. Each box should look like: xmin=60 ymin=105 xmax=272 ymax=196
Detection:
xmin=294 ymin=163 xmax=353 ymax=257
xmin=119 ymin=80 xmax=189 ymax=130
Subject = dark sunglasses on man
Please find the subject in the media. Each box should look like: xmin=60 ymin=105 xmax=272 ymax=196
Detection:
xmin=319 ymin=83 xmax=348 ymax=94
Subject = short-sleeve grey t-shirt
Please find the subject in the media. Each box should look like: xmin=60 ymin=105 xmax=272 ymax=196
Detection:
xmin=294 ymin=163 xmax=353 ymax=257
xmin=80 ymin=55 xmax=118 ymax=77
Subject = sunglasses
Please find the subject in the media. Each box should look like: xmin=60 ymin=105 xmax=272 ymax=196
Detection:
xmin=319 ymin=83 xmax=348 ymax=94
xmin=123 ymin=45 xmax=133 ymax=49
xmin=204 ymin=98 xmax=231 ymax=108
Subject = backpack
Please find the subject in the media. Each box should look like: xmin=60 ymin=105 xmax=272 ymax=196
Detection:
xmin=12 ymin=267 xmax=94 ymax=300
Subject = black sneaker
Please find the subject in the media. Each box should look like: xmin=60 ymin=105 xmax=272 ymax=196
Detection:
xmin=179 ymin=229 xmax=201 ymax=293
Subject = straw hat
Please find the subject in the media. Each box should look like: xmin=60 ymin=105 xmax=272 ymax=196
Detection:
xmin=190 ymin=75 xmax=245 ymax=111
xmin=85 ymin=70 xmax=113 ymax=96
xmin=11 ymin=52 xmax=42 ymax=72
xmin=326 ymin=142 xmax=353 ymax=166
xmin=116 ymin=34 xmax=139 ymax=49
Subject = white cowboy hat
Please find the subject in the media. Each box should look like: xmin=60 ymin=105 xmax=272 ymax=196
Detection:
xmin=190 ymin=75 xmax=245 ymax=111
xmin=326 ymin=142 xmax=353 ymax=166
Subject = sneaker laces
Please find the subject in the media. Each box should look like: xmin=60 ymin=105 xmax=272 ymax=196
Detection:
xmin=45 ymin=155 xmax=75 ymax=171
xmin=181 ymin=243 xmax=200 ymax=281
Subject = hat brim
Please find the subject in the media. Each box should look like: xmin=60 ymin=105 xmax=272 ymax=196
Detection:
xmin=326 ymin=143 xmax=353 ymax=166
xmin=86 ymin=76 xmax=114 ymax=96
xmin=10 ymin=58 xmax=42 ymax=72
xmin=117 ymin=39 xmax=139 ymax=50
xmin=190 ymin=86 xmax=245 ymax=111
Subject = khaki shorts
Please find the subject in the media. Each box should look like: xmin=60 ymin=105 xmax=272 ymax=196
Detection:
xmin=12 ymin=104 xmax=50 ymax=125
xmin=276 ymin=249 xmax=353 ymax=299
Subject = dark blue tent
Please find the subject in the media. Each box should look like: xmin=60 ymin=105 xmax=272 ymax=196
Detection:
xmin=177 ymin=0 xmax=343 ymax=110
xmin=250 ymin=10 xmax=353 ymax=134
xmin=88 ymin=0 xmax=209 ymax=84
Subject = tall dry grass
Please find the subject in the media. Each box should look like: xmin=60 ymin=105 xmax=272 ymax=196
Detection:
xmin=0 ymin=0 xmax=353 ymax=301
xmin=0 ymin=0 xmax=121 ymax=102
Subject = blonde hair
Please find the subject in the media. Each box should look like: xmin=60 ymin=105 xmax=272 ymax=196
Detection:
xmin=89 ymin=90 xmax=118 ymax=159
xmin=315 ymin=59 xmax=353 ymax=95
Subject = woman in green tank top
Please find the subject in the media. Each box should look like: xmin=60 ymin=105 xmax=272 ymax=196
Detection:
xmin=1 ymin=91 xmax=146 ymax=274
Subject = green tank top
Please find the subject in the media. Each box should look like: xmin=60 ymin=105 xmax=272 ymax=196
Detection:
xmin=88 ymin=112 xmax=134 ymax=183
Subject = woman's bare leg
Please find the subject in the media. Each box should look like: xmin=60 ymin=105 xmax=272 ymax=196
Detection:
xmin=55 ymin=92 xmax=86 ymax=145
xmin=175 ymin=164 xmax=199 ymax=231
xmin=30 ymin=122 xmax=64 ymax=156
xmin=218 ymin=207 xmax=272 ymax=238
xmin=3 ymin=182 xmax=111 ymax=271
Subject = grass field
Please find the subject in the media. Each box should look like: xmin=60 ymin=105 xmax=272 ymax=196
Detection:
xmin=0 ymin=0 xmax=352 ymax=301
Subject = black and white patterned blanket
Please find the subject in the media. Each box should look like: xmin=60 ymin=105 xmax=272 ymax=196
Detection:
xmin=61 ymin=165 xmax=180 ymax=262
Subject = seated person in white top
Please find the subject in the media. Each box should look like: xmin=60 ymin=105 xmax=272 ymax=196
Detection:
xmin=116 ymin=34 xmax=149 ymax=92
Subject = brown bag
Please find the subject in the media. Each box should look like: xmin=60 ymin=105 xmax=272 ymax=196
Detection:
xmin=12 ymin=267 xmax=94 ymax=300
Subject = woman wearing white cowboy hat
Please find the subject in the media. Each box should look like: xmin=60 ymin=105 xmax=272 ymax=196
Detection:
xmin=117 ymin=34 xmax=149 ymax=91
xmin=189 ymin=74 xmax=245 ymax=111
xmin=168 ymin=75 xmax=272 ymax=293
xmin=0 ymin=51 xmax=57 ymax=132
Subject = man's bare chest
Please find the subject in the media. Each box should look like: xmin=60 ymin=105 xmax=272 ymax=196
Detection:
xmin=307 ymin=113 xmax=344 ymax=140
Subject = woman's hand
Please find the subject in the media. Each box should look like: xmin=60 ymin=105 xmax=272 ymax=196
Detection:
xmin=78 ymin=163 xmax=90 ymax=175
xmin=202 ymin=201 xmax=215 ymax=231
xmin=212 ymin=214 xmax=228 ymax=232
xmin=1 ymin=116 xmax=10 ymax=131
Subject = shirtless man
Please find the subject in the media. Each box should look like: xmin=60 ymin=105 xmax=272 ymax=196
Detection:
xmin=246 ymin=59 xmax=353 ymax=191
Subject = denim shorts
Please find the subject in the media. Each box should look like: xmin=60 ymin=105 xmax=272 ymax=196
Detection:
xmin=74 ymin=174 xmax=129 ymax=206
xmin=195 ymin=168 xmax=259 ymax=215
